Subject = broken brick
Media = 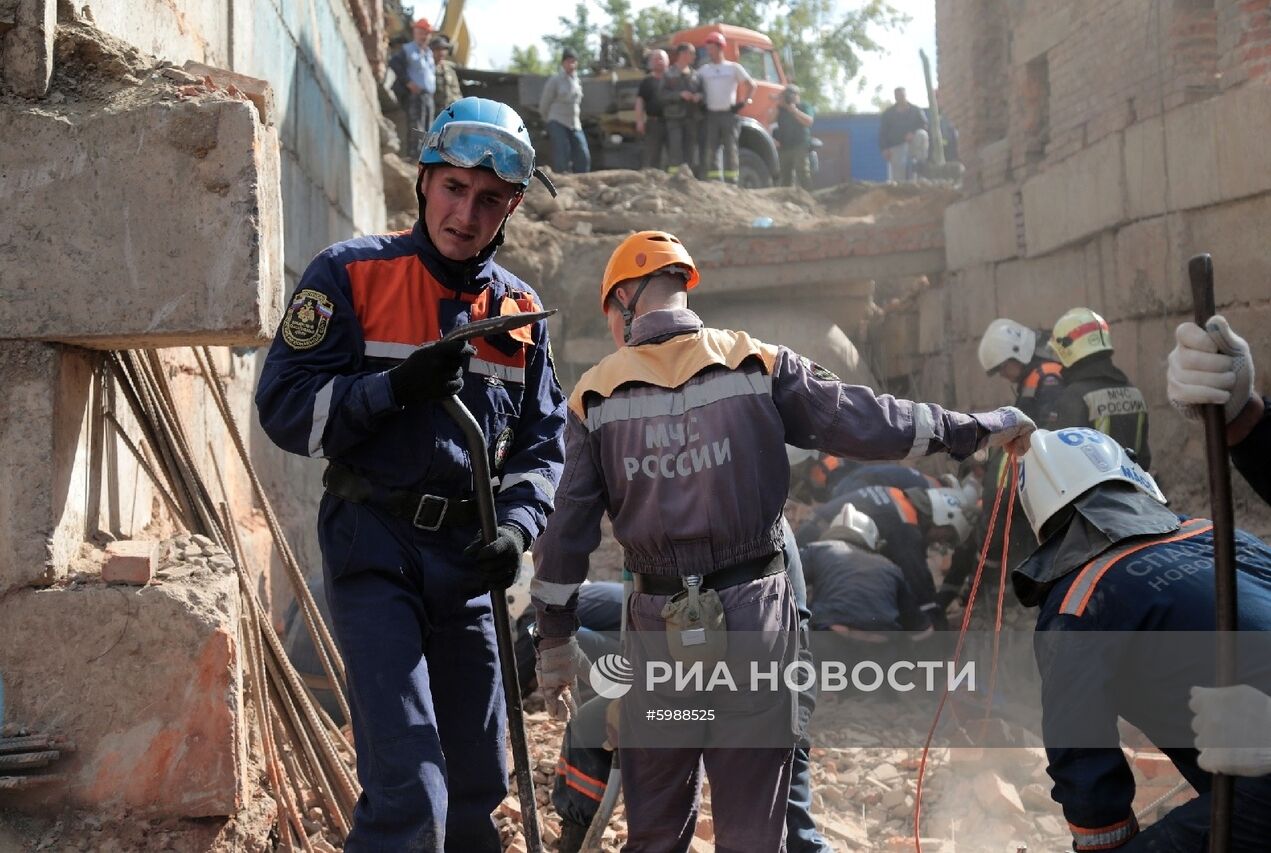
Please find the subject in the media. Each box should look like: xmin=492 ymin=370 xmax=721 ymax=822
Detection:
xmin=103 ymin=540 xmax=159 ymax=585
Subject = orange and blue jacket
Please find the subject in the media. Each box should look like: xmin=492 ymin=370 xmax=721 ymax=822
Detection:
xmin=1025 ymin=517 xmax=1271 ymax=850
xmin=255 ymin=221 xmax=566 ymax=540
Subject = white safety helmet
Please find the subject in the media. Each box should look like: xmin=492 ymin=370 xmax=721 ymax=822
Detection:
xmin=1017 ymin=427 xmax=1166 ymax=541
xmin=927 ymin=487 xmax=973 ymax=543
xmin=504 ymin=553 xmax=535 ymax=622
xmin=825 ymin=503 xmax=880 ymax=551
xmin=978 ymin=319 xmax=1038 ymax=374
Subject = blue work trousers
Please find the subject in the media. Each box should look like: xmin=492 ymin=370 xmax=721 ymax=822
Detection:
xmin=1121 ymin=776 xmax=1271 ymax=851
xmin=319 ymin=495 xmax=507 ymax=852
xmin=546 ymin=120 xmax=591 ymax=173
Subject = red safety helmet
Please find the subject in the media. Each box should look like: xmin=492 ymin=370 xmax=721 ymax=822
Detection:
xmin=704 ymin=32 xmax=726 ymax=48
xmin=412 ymin=18 xmax=432 ymax=31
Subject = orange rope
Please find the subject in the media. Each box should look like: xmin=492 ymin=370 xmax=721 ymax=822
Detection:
xmin=913 ymin=455 xmax=1019 ymax=852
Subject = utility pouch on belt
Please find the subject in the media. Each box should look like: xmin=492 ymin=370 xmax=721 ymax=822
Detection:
xmin=661 ymin=575 xmax=727 ymax=666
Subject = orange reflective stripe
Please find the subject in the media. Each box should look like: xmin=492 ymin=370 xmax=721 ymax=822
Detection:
xmin=1058 ymin=519 xmax=1213 ymax=617
xmin=886 ymin=487 xmax=919 ymax=525
xmin=1068 ymin=815 xmax=1139 ymax=851
xmin=556 ymin=757 xmax=606 ymax=801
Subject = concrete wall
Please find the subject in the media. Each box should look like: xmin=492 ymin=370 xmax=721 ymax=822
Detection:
xmin=927 ymin=0 xmax=1271 ymax=535
xmin=79 ymin=0 xmax=392 ymax=589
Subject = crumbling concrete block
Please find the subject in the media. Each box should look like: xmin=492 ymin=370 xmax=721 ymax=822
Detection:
xmin=0 ymin=0 xmax=55 ymax=97
xmin=972 ymin=770 xmax=1026 ymax=816
xmin=1216 ymin=82 xmax=1271 ymax=203
xmin=1021 ymin=132 xmax=1125 ymax=256
xmin=102 ymin=539 xmax=159 ymax=584
xmin=944 ymin=185 xmax=1019 ymax=268
xmin=181 ymin=61 xmax=276 ymax=126
xmin=1123 ymin=115 xmax=1167 ymax=220
xmin=0 ymin=561 xmax=245 ymax=817
xmin=995 ymin=240 xmax=1099 ymax=330
xmin=0 ymin=92 xmax=283 ymax=347
xmin=1164 ymin=94 xmax=1222 ymax=212
xmin=948 ymin=264 xmax=997 ymax=342
xmin=0 ymin=341 xmax=159 ymax=594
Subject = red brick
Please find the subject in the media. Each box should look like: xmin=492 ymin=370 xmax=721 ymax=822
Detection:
xmin=103 ymin=539 xmax=159 ymax=585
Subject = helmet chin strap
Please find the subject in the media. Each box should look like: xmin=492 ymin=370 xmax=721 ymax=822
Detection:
xmin=611 ymin=275 xmax=653 ymax=344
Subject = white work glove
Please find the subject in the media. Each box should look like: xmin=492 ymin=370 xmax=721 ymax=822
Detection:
xmin=535 ymin=636 xmax=591 ymax=723
xmin=1189 ymin=684 xmax=1271 ymax=776
xmin=1168 ymin=315 xmax=1255 ymax=424
xmin=975 ymin=406 xmax=1036 ymax=456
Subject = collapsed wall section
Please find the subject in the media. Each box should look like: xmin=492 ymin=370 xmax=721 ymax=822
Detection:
xmin=930 ymin=0 xmax=1271 ymax=535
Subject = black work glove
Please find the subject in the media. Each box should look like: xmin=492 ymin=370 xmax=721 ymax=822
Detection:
xmin=464 ymin=524 xmax=526 ymax=592
xmin=387 ymin=339 xmax=475 ymax=407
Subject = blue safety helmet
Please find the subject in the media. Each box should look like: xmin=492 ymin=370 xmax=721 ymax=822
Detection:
xmin=419 ymin=97 xmax=556 ymax=195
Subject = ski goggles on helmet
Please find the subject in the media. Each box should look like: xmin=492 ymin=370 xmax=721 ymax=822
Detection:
xmin=423 ymin=121 xmax=555 ymax=194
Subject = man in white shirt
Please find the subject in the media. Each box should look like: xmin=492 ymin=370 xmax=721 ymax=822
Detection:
xmin=395 ymin=19 xmax=437 ymax=157
xmin=697 ymin=31 xmax=754 ymax=184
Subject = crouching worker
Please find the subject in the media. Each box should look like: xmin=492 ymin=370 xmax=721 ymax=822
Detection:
xmin=801 ymin=502 xmax=933 ymax=669
xmin=528 ymin=229 xmax=1036 ymax=852
xmin=1013 ymin=428 xmax=1271 ymax=851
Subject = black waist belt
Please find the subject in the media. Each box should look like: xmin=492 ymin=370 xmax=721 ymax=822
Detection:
xmin=633 ymin=551 xmax=784 ymax=595
xmin=323 ymin=462 xmax=478 ymax=531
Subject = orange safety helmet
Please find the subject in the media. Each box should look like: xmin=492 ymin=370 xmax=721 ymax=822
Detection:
xmin=599 ymin=231 xmax=699 ymax=312
xmin=704 ymin=31 xmax=726 ymax=47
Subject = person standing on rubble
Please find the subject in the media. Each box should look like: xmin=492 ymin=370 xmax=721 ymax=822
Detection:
xmin=528 ymin=229 xmax=1035 ymax=851
xmin=1038 ymin=307 xmax=1152 ymax=470
xmin=774 ymin=84 xmax=816 ymax=190
xmin=698 ymin=31 xmax=754 ymax=184
xmin=255 ymin=97 xmax=566 ymax=852
xmin=430 ymin=35 xmax=463 ymax=115
xmin=393 ymin=19 xmax=437 ymax=159
xmin=878 ymin=87 xmax=927 ymax=182
xmin=1012 ymin=428 xmax=1271 ymax=850
xmin=634 ymin=49 xmax=668 ymax=170
xmin=539 ymin=47 xmax=591 ymax=174
xmin=660 ymin=43 xmax=703 ymax=176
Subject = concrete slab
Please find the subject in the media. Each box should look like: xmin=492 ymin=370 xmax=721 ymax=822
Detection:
xmin=1123 ymin=115 xmax=1167 ymax=220
xmin=1111 ymin=216 xmax=1177 ymax=320
xmin=1173 ymin=192 xmax=1271 ymax=309
xmin=918 ymin=287 xmax=947 ymax=355
xmin=0 ymin=558 xmax=245 ymax=817
xmin=1215 ymin=81 xmax=1271 ymax=204
xmin=994 ymin=241 xmax=1099 ymax=330
xmin=944 ymin=186 xmax=1019 ymax=268
xmin=1022 ymin=132 xmax=1126 ymax=256
xmin=0 ymin=0 xmax=55 ymax=97
xmin=948 ymin=265 xmax=997 ymax=342
xmin=0 ymin=94 xmax=283 ymax=347
xmin=1164 ymin=95 xmax=1221 ymax=212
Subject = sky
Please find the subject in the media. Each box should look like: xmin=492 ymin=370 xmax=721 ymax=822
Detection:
xmin=413 ymin=0 xmax=936 ymax=111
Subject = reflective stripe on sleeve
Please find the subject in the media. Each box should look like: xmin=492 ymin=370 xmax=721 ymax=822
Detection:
xmin=531 ymin=577 xmax=581 ymax=607
xmin=501 ymin=471 xmax=557 ymax=502
xmin=906 ymin=403 xmax=936 ymax=459
xmin=308 ymin=378 xmax=336 ymax=458
xmin=1069 ymin=815 xmax=1138 ymax=851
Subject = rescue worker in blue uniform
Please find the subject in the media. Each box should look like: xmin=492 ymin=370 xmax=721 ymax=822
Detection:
xmin=255 ymin=97 xmax=566 ymax=852
xmin=1168 ymin=314 xmax=1271 ymax=780
xmin=798 ymin=482 xmax=972 ymax=629
xmin=1013 ymin=428 xmax=1271 ymax=851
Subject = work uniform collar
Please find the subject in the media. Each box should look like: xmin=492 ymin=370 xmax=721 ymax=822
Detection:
xmin=1062 ymin=351 xmax=1128 ymax=385
xmin=410 ymin=219 xmax=499 ymax=296
xmin=1011 ymin=485 xmax=1181 ymax=607
xmin=627 ymin=308 xmax=702 ymax=347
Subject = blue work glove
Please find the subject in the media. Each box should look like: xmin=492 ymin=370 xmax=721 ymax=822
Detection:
xmin=463 ymin=524 xmax=525 ymax=592
xmin=387 ymin=339 xmax=475 ymax=407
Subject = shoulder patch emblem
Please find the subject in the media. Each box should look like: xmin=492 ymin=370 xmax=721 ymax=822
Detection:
xmin=492 ymin=427 xmax=515 ymax=473
xmin=282 ymin=289 xmax=334 ymax=350
xmin=804 ymin=357 xmax=840 ymax=383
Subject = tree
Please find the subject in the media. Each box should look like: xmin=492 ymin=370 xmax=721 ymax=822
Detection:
xmin=766 ymin=0 xmax=907 ymax=111
xmin=509 ymin=44 xmax=553 ymax=75
xmin=543 ymin=1 xmax=600 ymax=70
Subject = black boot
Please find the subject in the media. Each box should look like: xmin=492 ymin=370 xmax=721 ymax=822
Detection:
xmin=557 ymin=818 xmax=589 ymax=853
